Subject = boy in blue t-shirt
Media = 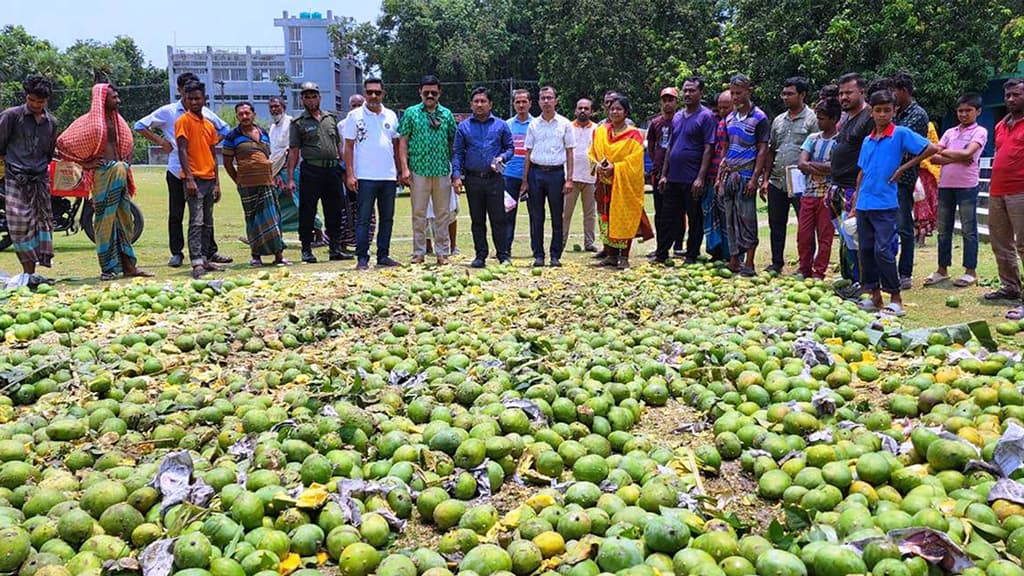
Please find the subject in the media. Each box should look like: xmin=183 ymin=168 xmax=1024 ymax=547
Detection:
xmin=852 ymin=89 xmax=937 ymax=316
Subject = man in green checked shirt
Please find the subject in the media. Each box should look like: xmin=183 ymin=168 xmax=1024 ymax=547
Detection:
xmin=398 ymin=75 xmax=458 ymax=265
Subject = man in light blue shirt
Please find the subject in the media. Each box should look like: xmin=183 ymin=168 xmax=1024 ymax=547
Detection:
xmin=135 ymin=72 xmax=231 ymax=268
xmin=504 ymin=89 xmax=533 ymax=255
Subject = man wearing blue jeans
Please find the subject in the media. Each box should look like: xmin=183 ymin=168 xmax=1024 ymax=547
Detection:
xmin=505 ymin=90 xmax=533 ymax=255
xmin=521 ymin=86 xmax=575 ymax=267
xmin=342 ymin=78 xmax=402 ymax=270
xmin=853 ymin=89 xmax=937 ymax=316
xmin=925 ymin=93 xmax=988 ymax=287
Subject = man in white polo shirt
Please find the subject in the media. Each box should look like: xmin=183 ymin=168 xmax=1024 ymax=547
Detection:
xmin=343 ymin=78 xmax=402 ymax=270
xmin=563 ymin=97 xmax=597 ymax=252
xmin=521 ymin=86 xmax=575 ymax=267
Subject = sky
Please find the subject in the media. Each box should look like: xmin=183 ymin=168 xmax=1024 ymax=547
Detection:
xmin=7 ymin=0 xmax=384 ymax=68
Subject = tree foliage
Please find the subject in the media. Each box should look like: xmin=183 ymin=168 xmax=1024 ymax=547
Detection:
xmin=338 ymin=0 xmax=1023 ymax=121
xmin=0 ymin=27 xmax=167 ymax=162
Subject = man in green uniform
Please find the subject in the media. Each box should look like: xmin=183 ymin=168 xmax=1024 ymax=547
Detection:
xmin=286 ymin=82 xmax=351 ymax=263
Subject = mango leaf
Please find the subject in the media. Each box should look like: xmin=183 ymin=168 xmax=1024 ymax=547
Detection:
xmin=784 ymin=505 xmax=811 ymax=532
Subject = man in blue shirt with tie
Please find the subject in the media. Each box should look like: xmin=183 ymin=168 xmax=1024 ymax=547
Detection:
xmin=452 ymin=87 xmax=515 ymax=267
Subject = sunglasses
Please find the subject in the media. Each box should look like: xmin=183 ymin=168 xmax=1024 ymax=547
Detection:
xmin=365 ymin=90 xmax=383 ymax=96
xmin=427 ymin=111 xmax=441 ymax=130
xmin=422 ymin=91 xmax=439 ymax=98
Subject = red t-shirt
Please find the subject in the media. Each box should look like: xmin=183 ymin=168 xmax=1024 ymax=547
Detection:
xmin=991 ymin=116 xmax=1024 ymax=196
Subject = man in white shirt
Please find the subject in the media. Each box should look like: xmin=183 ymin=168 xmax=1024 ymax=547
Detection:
xmin=269 ymin=96 xmax=326 ymax=242
xmin=337 ymin=94 xmax=365 ymax=137
xmin=521 ymin=86 xmax=575 ymax=267
xmin=343 ymin=78 xmax=402 ymax=270
xmin=135 ymin=72 xmax=232 ymax=267
xmin=563 ymin=98 xmax=597 ymax=252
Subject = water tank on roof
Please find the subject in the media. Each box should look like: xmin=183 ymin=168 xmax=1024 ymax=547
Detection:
xmin=312 ymin=12 xmax=322 ymax=18
xmin=300 ymin=12 xmax=310 ymax=18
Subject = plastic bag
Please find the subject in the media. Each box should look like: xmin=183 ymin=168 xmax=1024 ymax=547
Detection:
xmin=913 ymin=178 xmax=926 ymax=202
xmin=503 ymin=190 xmax=518 ymax=213
xmin=842 ymin=217 xmax=859 ymax=250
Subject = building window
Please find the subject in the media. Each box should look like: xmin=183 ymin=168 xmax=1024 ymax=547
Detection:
xmin=290 ymin=60 xmax=304 ymax=78
xmin=213 ymin=68 xmax=248 ymax=82
xmin=288 ymin=27 xmax=302 ymax=56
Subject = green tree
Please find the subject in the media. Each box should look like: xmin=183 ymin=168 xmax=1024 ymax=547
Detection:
xmin=701 ymin=0 xmax=1014 ymax=119
xmin=332 ymin=0 xmax=543 ymax=115
xmin=535 ymin=0 xmax=719 ymax=120
xmin=0 ymin=25 xmax=64 ymax=108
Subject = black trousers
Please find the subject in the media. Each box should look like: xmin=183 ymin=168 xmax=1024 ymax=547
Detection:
xmin=657 ymin=182 xmax=703 ymax=260
xmin=299 ymin=163 xmax=342 ymax=248
xmin=768 ymin=183 xmax=800 ymax=269
xmin=653 ymin=184 xmax=683 ymax=252
xmin=167 ymin=172 xmax=218 ymax=257
xmin=465 ymin=173 xmax=509 ymax=261
xmin=527 ymin=169 xmax=565 ymax=260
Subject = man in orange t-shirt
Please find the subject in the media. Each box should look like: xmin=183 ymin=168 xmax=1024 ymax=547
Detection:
xmin=175 ymin=81 xmax=223 ymax=278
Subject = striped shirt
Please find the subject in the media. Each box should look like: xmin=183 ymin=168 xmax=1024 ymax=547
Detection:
xmin=799 ymin=132 xmax=837 ymax=198
xmin=722 ymin=107 xmax=770 ymax=179
xmin=222 ymin=126 xmax=273 ymax=188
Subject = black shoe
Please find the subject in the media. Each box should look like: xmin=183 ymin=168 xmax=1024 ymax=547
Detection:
xmin=532 ymin=258 xmax=545 ymax=267
xmin=377 ymin=257 xmax=403 ymax=267
xmin=549 ymin=259 xmax=562 ymax=268
xmin=470 ymin=258 xmax=486 ymax=268
xmin=301 ymin=248 xmax=317 ymax=263
xmin=329 ymin=251 xmax=354 ymax=261
xmin=168 ymin=254 xmax=184 ymax=268
xmin=356 ymin=258 xmax=369 ymax=270
xmin=584 ymin=246 xmax=599 ymax=253
xmin=651 ymin=256 xmax=668 ymax=265
xmin=684 ymin=257 xmax=698 ymax=265
xmin=673 ymin=249 xmax=686 ymax=258
xmin=208 ymin=253 xmax=233 ymax=264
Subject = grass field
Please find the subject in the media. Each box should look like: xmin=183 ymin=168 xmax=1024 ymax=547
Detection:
xmin=0 ymin=165 xmax=1014 ymax=329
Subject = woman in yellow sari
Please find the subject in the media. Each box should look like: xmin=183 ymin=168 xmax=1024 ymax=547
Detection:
xmin=589 ymin=96 xmax=652 ymax=269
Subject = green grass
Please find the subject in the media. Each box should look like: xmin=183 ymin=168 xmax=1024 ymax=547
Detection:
xmin=0 ymin=165 xmax=1012 ymax=329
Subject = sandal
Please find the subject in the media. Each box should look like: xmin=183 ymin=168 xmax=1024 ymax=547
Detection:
xmin=249 ymin=258 xmax=264 ymax=268
xmin=100 ymin=272 xmax=117 ymax=281
xmin=985 ymin=287 xmax=1021 ymax=301
xmin=880 ymin=302 xmax=906 ymax=317
xmin=1006 ymin=306 xmax=1024 ymax=321
xmin=923 ymin=272 xmax=949 ymax=286
xmin=126 ymin=269 xmax=154 ymax=278
xmin=274 ymin=258 xmax=292 ymax=266
xmin=952 ymin=274 xmax=976 ymax=288
xmin=857 ymin=300 xmax=879 ymax=312
xmin=191 ymin=266 xmax=207 ymax=279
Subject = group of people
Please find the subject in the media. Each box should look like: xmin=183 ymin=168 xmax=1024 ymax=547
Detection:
xmin=644 ymin=72 xmax=1023 ymax=319
xmin=1 ymin=71 xmax=1023 ymax=319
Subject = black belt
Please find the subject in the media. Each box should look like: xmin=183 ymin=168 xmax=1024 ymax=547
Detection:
xmin=532 ymin=164 xmax=563 ymax=172
xmin=464 ymin=169 xmax=498 ymax=179
xmin=303 ymin=159 xmax=338 ymax=169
